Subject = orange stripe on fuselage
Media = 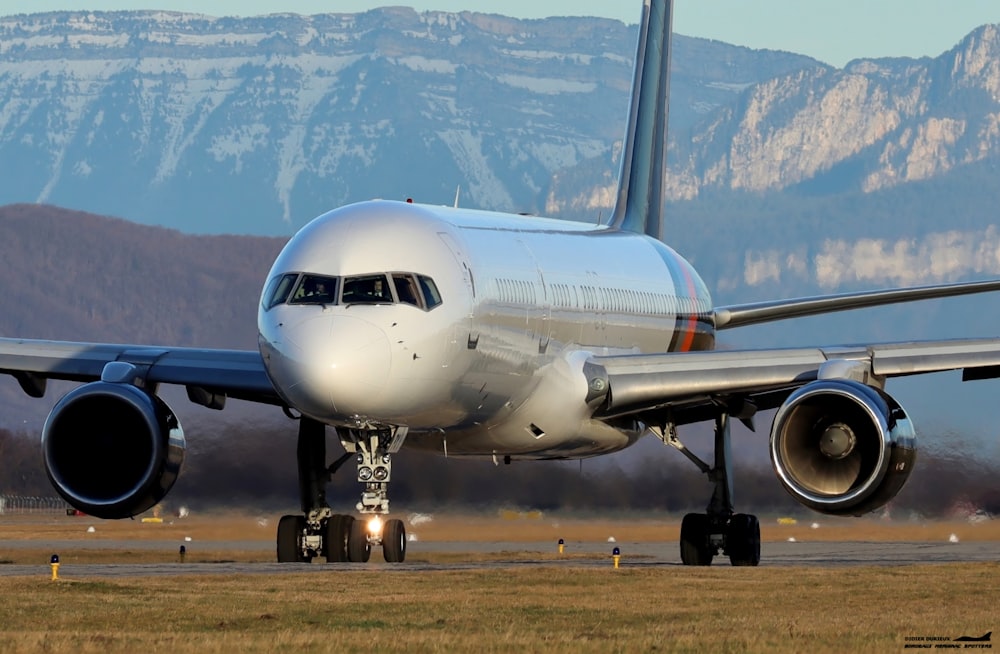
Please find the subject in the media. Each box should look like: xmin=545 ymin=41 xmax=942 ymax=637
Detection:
xmin=678 ymin=261 xmax=698 ymax=352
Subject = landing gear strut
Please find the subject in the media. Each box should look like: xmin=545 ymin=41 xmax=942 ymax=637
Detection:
xmin=275 ymin=418 xmax=407 ymax=564
xmin=340 ymin=426 xmax=408 ymax=563
xmin=658 ymin=412 xmax=760 ymax=566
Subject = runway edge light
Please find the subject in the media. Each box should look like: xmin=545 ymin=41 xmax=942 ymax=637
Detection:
xmin=558 ymin=538 xmax=564 ymax=554
xmin=612 ymin=546 xmax=621 ymax=569
xmin=50 ymin=554 xmax=59 ymax=581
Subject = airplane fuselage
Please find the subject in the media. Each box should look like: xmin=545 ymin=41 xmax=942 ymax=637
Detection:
xmin=258 ymin=199 xmax=714 ymax=459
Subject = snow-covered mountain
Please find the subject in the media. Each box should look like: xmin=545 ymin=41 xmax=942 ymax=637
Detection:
xmin=0 ymin=8 xmax=812 ymax=233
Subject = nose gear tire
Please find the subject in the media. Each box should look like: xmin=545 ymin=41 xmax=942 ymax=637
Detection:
xmin=382 ymin=518 xmax=406 ymax=563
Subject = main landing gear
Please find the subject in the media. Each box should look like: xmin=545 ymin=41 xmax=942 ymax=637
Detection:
xmin=276 ymin=417 xmax=408 ymax=564
xmin=656 ymin=412 xmax=761 ymax=566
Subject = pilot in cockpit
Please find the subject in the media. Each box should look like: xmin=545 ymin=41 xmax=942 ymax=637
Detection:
xmin=299 ymin=277 xmax=333 ymax=304
xmin=370 ymin=278 xmax=386 ymax=301
xmin=314 ymin=280 xmax=333 ymax=302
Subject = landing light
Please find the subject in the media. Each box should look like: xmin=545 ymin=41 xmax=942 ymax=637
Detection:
xmin=367 ymin=516 xmax=383 ymax=535
xmin=373 ymin=466 xmax=389 ymax=481
xmin=358 ymin=466 xmax=373 ymax=481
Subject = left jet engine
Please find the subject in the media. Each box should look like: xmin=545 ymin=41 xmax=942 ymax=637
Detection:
xmin=41 ymin=382 xmax=185 ymax=519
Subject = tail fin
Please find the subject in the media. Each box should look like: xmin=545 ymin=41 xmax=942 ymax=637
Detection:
xmin=605 ymin=0 xmax=674 ymax=242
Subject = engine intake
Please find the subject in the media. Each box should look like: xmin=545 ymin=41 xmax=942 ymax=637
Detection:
xmin=770 ymin=379 xmax=915 ymax=516
xmin=41 ymin=382 xmax=185 ymax=519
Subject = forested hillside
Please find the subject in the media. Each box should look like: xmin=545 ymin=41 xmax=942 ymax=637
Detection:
xmin=0 ymin=204 xmax=284 ymax=347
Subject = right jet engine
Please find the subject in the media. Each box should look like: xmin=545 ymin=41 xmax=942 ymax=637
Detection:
xmin=769 ymin=379 xmax=916 ymax=516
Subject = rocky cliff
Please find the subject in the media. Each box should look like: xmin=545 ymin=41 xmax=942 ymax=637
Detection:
xmin=0 ymin=8 xmax=812 ymax=233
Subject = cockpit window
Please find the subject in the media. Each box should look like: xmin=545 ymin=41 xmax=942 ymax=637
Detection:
xmin=418 ymin=275 xmax=442 ymax=309
xmin=266 ymin=271 xmax=441 ymax=311
xmin=263 ymin=273 xmax=299 ymax=310
xmin=289 ymin=274 xmax=338 ymax=305
xmin=343 ymin=274 xmax=393 ymax=305
xmin=392 ymin=273 xmax=421 ymax=307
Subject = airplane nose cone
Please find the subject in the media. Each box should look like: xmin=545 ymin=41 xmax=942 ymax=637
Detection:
xmin=263 ymin=314 xmax=391 ymax=420
xmin=324 ymin=316 xmax=392 ymax=413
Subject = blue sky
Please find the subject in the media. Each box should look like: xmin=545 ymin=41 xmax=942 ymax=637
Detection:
xmin=2 ymin=1 xmax=1000 ymax=67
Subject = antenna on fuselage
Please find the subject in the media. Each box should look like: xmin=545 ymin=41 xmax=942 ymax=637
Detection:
xmin=454 ymin=185 xmax=461 ymax=208
xmin=605 ymin=0 xmax=673 ymax=243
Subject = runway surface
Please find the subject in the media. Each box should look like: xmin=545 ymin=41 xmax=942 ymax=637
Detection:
xmin=0 ymin=539 xmax=995 ymax=577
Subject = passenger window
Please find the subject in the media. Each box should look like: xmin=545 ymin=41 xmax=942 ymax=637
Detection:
xmin=418 ymin=275 xmax=442 ymax=309
xmin=263 ymin=273 xmax=300 ymax=310
xmin=289 ymin=274 xmax=338 ymax=305
xmin=392 ymin=273 xmax=421 ymax=307
xmin=343 ymin=274 xmax=393 ymax=304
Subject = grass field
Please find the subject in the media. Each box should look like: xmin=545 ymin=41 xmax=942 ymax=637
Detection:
xmin=0 ymin=564 xmax=995 ymax=652
xmin=0 ymin=512 xmax=996 ymax=652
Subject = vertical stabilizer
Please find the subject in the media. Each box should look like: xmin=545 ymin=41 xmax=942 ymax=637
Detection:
xmin=605 ymin=0 xmax=673 ymax=241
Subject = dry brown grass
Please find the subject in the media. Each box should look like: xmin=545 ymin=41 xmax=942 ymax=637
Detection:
xmin=0 ymin=548 xmax=267 ymax=565
xmin=0 ymin=564 xmax=995 ymax=653
xmin=3 ymin=511 xmax=999 ymax=543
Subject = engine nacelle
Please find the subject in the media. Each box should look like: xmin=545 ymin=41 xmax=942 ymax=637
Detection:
xmin=769 ymin=379 xmax=916 ymax=516
xmin=41 ymin=382 xmax=185 ymax=519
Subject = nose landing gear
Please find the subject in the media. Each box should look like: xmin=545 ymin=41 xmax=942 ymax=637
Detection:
xmin=344 ymin=427 xmax=407 ymax=562
xmin=275 ymin=418 xmax=408 ymax=564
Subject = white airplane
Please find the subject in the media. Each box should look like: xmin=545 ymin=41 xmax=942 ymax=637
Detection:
xmin=3 ymin=0 xmax=1000 ymax=566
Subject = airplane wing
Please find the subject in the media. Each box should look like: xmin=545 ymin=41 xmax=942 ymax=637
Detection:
xmin=0 ymin=338 xmax=280 ymax=408
xmin=589 ymin=338 xmax=1000 ymax=425
xmin=713 ymin=279 xmax=1000 ymax=329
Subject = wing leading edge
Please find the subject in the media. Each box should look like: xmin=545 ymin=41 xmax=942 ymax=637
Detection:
xmin=0 ymin=338 xmax=279 ymax=407
xmin=712 ymin=279 xmax=1000 ymax=329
